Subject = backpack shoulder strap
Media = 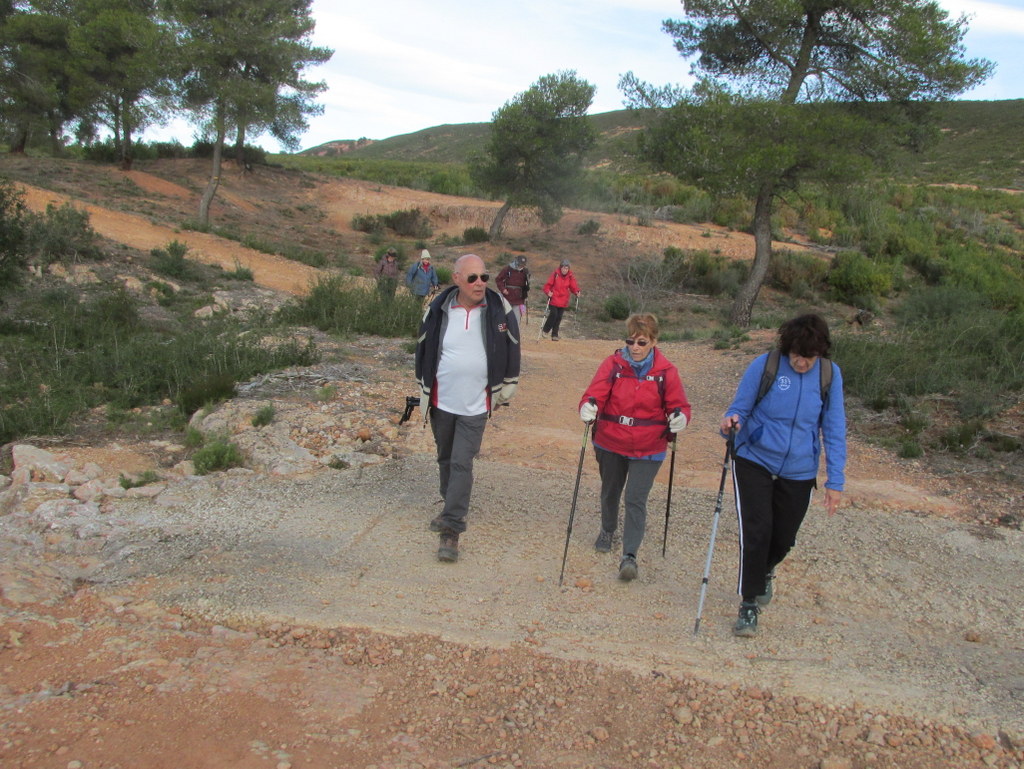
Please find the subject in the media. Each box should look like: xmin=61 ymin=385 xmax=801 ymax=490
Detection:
xmin=754 ymin=349 xmax=780 ymax=407
xmin=820 ymin=358 xmax=833 ymax=409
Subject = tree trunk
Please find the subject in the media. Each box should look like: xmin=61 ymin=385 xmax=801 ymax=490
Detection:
xmin=198 ymin=117 xmax=227 ymax=228
xmin=10 ymin=127 xmax=28 ymax=154
xmin=117 ymin=99 xmax=133 ymax=171
xmin=488 ymin=200 xmax=513 ymax=240
xmin=729 ymin=182 xmax=775 ymax=328
xmin=235 ymin=123 xmax=248 ymax=170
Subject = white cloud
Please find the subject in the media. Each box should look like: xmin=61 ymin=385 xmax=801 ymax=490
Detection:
xmin=938 ymin=0 xmax=1024 ymax=34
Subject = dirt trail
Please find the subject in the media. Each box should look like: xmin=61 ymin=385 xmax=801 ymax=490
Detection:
xmin=4 ymin=171 xmax=1023 ymax=769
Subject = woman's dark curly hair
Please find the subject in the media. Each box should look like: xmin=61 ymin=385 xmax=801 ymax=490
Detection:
xmin=778 ymin=313 xmax=832 ymax=359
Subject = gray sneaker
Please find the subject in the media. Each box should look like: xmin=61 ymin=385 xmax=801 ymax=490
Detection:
xmin=733 ymin=601 xmax=759 ymax=637
xmin=438 ymin=531 xmax=459 ymax=562
xmin=594 ymin=529 xmax=613 ymax=553
xmin=756 ymin=571 xmax=775 ymax=608
xmin=618 ymin=555 xmax=638 ymax=581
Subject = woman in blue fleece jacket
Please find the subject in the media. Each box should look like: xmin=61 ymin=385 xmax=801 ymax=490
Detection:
xmin=720 ymin=314 xmax=846 ymax=638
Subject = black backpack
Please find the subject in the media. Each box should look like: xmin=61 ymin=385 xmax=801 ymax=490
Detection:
xmin=754 ymin=349 xmax=834 ymax=410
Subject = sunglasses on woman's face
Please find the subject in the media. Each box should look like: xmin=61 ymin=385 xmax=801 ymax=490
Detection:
xmin=465 ymin=273 xmax=489 ymax=284
xmin=624 ymin=338 xmax=649 ymax=347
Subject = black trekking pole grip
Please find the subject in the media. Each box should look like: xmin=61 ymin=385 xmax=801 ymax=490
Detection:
xmin=558 ymin=398 xmax=597 ymax=587
xmin=661 ymin=408 xmax=681 ymax=558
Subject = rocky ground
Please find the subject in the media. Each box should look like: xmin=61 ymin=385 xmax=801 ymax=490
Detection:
xmin=1 ymin=160 xmax=1022 ymax=769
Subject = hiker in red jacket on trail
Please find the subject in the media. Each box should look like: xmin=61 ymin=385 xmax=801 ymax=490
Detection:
xmin=578 ymin=313 xmax=691 ymax=582
xmin=541 ymin=259 xmax=580 ymax=341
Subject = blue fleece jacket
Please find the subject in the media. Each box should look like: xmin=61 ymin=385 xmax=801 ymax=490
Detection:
xmin=725 ymin=352 xmax=846 ymax=490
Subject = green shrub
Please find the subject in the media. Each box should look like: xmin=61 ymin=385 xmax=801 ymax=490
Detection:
xmin=0 ymin=180 xmax=29 ymax=299
xmin=827 ymin=251 xmax=893 ymax=304
xmin=119 ymin=469 xmax=161 ymax=489
xmin=252 ymin=404 xmax=275 ymax=427
xmin=352 ymin=209 xmax=433 ymax=239
xmin=151 ymin=240 xmax=204 ymax=281
xmin=462 ymin=226 xmax=489 ymax=244
xmin=577 ymin=219 xmax=600 ymax=236
xmin=28 ymin=202 xmax=102 ymax=264
xmin=0 ymin=285 xmax=320 ymax=442
xmin=435 ymin=266 xmax=452 ymax=285
xmin=767 ymin=250 xmax=828 ymax=296
xmin=277 ymin=276 xmax=423 ymax=337
xmin=224 ymin=260 xmax=254 ymax=281
xmin=192 ymin=437 xmax=244 ymax=475
xmin=603 ymin=294 xmax=631 ymax=320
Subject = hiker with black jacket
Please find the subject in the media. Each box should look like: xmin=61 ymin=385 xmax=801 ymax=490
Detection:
xmin=720 ymin=313 xmax=846 ymax=638
xmin=578 ymin=313 xmax=691 ymax=582
xmin=415 ymin=254 xmax=521 ymax=563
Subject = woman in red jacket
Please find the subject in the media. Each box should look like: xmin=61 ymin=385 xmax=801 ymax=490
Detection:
xmin=578 ymin=313 xmax=692 ymax=581
xmin=541 ymin=259 xmax=580 ymax=341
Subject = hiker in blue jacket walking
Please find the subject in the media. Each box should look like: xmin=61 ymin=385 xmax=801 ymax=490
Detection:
xmin=720 ymin=313 xmax=846 ymax=638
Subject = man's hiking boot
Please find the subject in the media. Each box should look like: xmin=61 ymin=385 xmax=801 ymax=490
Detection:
xmin=437 ymin=530 xmax=459 ymax=562
xmin=733 ymin=601 xmax=759 ymax=637
xmin=618 ymin=554 xmax=638 ymax=581
xmin=428 ymin=515 xmax=444 ymax=532
xmin=551 ymin=335 xmax=560 ymax=341
xmin=756 ymin=571 xmax=775 ymax=608
xmin=594 ymin=529 xmax=613 ymax=553
xmin=541 ymin=331 xmax=550 ymax=339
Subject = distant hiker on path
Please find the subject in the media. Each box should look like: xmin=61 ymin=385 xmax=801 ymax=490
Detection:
xmin=496 ymin=255 xmax=531 ymax=324
xmin=541 ymin=259 xmax=580 ymax=341
xmin=406 ymin=249 xmax=439 ymax=299
xmin=578 ymin=313 xmax=691 ymax=582
xmin=414 ymin=253 xmax=521 ymax=563
xmin=375 ymin=246 xmax=400 ymax=299
xmin=720 ymin=313 xmax=846 ymax=638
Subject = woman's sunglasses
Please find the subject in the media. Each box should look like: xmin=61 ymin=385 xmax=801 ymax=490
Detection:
xmin=624 ymin=338 xmax=650 ymax=347
xmin=466 ymin=273 xmax=490 ymax=284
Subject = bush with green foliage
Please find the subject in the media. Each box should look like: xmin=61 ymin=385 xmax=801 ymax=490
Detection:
xmin=603 ymin=294 xmax=631 ymax=320
xmin=767 ymin=250 xmax=829 ymax=297
xmin=577 ymin=219 xmax=600 ymax=236
xmin=662 ymin=247 xmax=747 ymax=297
xmin=28 ymin=202 xmax=102 ymax=265
xmin=192 ymin=436 xmax=244 ymax=475
xmin=151 ymin=240 xmax=205 ymax=281
xmin=352 ymin=208 xmax=433 ymax=238
xmin=462 ymin=226 xmax=489 ymax=244
xmin=277 ymin=276 xmax=423 ymax=337
xmin=0 ymin=180 xmax=29 ymax=299
xmin=827 ymin=251 xmax=893 ymax=306
xmin=835 ymin=286 xmax=1024 ymax=421
xmin=0 ymin=285 xmax=320 ymax=443
xmin=252 ymin=404 xmax=276 ymax=427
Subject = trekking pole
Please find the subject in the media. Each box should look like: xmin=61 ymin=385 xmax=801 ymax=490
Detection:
xmin=559 ymin=398 xmax=596 ymax=587
xmin=661 ymin=409 xmax=680 ymax=557
xmin=693 ymin=426 xmax=735 ymax=635
xmin=536 ymin=297 xmax=551 ymax=341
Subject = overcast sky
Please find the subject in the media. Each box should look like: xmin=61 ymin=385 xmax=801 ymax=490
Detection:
xmin=148 ymin=0 xmax=1024 ymax=152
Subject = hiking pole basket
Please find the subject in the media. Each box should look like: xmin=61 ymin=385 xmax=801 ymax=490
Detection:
xmin=661 ymin=409 xmax=680 ymax=557
xmin=693 ymin=426 xmax=735 ymax=635
xmin=559 ymin=399 xmax=595 ymax=586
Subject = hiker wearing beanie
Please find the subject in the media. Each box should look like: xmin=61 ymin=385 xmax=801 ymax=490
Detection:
xmin=541 ymin=259 xmax=580 ymax=341
xmin=406 ymin=249 xmax=439 ymax=299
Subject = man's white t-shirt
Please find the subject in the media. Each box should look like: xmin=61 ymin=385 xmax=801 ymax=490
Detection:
xmin=435 ymin=296 xmax=488 ymax=416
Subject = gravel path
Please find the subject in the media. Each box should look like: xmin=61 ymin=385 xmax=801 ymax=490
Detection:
xmin=3 ymin=335 xmax=1023 ymax=768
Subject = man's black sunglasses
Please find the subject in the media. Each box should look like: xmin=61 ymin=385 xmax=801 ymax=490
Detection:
xmin=466 ymin=273 xmax=490 ymax=284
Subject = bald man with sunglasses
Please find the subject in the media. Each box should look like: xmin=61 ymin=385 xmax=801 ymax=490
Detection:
xmin=415 ymin=254 xmax=521 ymax=562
